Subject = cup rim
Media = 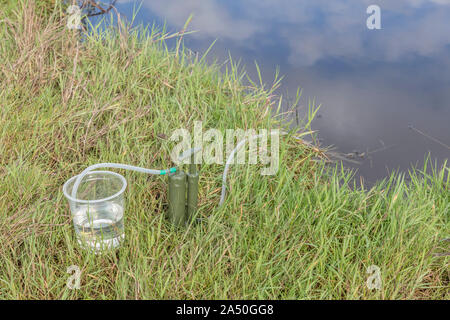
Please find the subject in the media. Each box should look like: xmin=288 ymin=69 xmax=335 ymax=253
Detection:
xmin=63 ymin=170 xmax=127 ymax=204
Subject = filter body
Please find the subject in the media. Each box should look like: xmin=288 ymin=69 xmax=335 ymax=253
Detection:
xmin=186 ymin=172 xmax=199 ymax=221
xmin=168 ymin=170 xmax=187 ymax=226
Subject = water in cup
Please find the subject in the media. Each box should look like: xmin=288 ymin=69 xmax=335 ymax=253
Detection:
xmin=72 ymin=202 xmax=124 ymax=251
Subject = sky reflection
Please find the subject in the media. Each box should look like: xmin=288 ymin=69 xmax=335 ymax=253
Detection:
xmin=111 ymin=0 xmax=450 ymax=182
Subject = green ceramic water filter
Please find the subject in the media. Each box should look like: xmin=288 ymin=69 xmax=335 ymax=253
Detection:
xmin=168 ymin=170 xmax=187 ymax=226
xmin=187 ymin=171 xmax=199 ymax=221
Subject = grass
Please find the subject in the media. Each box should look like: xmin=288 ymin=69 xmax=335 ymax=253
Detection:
xmin=0 ymin=1 xmax=448 ymax=299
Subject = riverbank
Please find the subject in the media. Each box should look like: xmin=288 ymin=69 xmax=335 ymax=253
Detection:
xmin=0 ymin=1 xmax=448 ymax=299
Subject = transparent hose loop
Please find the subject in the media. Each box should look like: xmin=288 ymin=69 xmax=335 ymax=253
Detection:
xmin=69 ymin=132 xmax=289 ymax=206
xmin=70 ymin=148 xmax=199 ymax=201
xmin=219 ymin=131 xmax=286 ymax=206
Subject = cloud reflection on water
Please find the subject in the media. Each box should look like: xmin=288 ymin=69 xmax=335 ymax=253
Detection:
xmin=119 ymin=0 xmax=450 ymax=66
xmin=115 ymin=0 xmax=450 ymax=181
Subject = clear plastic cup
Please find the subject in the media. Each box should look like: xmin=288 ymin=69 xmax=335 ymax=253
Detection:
xmin=63 ymin=171 xmax=127 ymax=252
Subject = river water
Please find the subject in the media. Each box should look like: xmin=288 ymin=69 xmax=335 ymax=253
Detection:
xmin=91 ymin=0 xmax=449 ymax=184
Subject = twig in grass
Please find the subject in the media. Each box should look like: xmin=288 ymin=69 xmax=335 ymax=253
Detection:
xmin=433 ymin=252 xmax=450 ymax=257
xmin=81 ymin=0 xmax=118 ymax=18
xmin=409 ymin=124 xmax=450 ymax=150
xmin=175 ymin=15 xmax=194 ymax=59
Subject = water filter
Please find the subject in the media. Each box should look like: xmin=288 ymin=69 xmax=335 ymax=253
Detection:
xmin=167 ymin=162 xmax=199 ymax=227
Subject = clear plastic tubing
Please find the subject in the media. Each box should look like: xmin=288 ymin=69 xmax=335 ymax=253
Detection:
xmin=219 ymin=131 xmax=285 ymax=206
xmin=70 ymin=163 xmax=176 ymax=199
xmin=71 ymin=133 xmax=287 ymax=207
xmin=69 ymin=148 xmax=201 ymax=200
